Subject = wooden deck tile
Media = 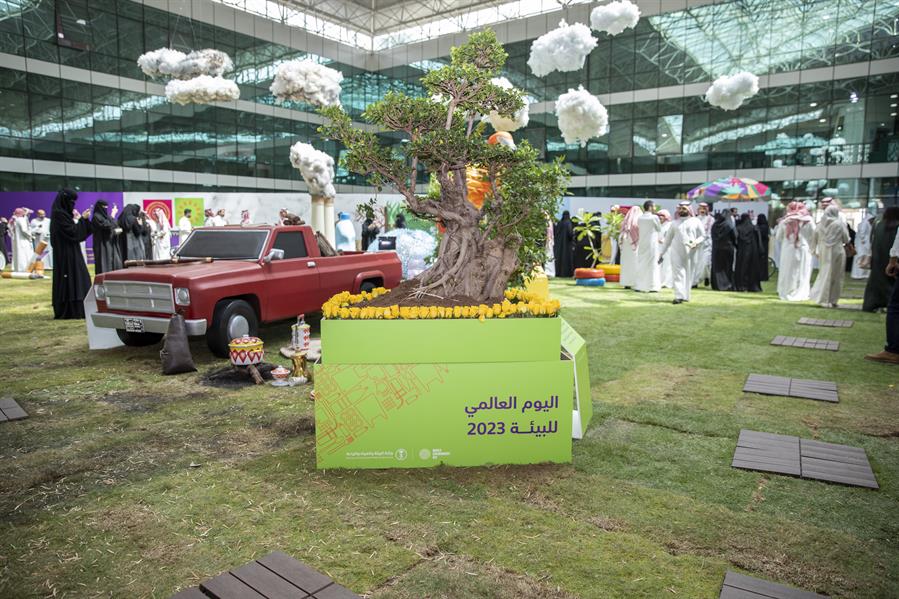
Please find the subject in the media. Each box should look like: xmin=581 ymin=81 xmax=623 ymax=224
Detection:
xmin=257 ymin=551 xmax=332 ymax=594
xmin=743 ymin=375 xmax=838 ymax=403
xmin=770 ymin=336 xmax=839 ymax=352
xmin=170 ymin=588 xmax=207 ymax=599
xmin=0 ymin=397 xmax=28 ymax=422
xmin=835 ymin=303 xmax=862 ymax=311
xmin=720 ymin=571 xmax=828 ymax=598
xmin=731 ymin=430 xmax=878 ymax=489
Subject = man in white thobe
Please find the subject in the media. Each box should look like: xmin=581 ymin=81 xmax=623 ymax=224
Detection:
xmin=692 ymin=202 xmax=714 ymax=287
xmin=634 ymin=200 xmax=662 ymax=292
xmin=851 ymin=214 xmax=872 ymax=279
xmin=659 ymin=202 xmax=706 ymax=304
xmin=203 ymin=208 xmax=215 ymax=227
xmin=29 ymin=208 xmax=52 ymax=269
xmin=10 ymin=208 xmax=33 ymax=272
xmin=178 ymin=209 xmax=193 ymax=236
xmin=213 ymin=209 xmax=227 ymax=226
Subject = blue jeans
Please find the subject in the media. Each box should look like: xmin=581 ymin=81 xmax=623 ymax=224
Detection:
xmin=887 ymin=276 xmax=899 ymax=354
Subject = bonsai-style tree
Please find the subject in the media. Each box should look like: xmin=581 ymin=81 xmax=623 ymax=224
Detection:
xmin=319 ymin=30 xmax=569 ymax=302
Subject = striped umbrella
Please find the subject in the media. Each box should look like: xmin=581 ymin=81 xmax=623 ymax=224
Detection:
xmin=687 ymin=177 xmax=770 ymax=201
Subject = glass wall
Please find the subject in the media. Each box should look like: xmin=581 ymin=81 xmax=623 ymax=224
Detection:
xmin=0 ymin=0 xmax=897 ymax=203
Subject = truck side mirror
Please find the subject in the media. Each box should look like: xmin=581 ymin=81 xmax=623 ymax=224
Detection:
xmin=263 ymin=248 xmax=285 ymax=263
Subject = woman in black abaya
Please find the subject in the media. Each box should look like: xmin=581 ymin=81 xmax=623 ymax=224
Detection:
xmin=734 ymin=213 xmax=763 ymax=292
xmin=117 ymin=204 xmax=147 ymax=261
xmin=711 ymin=212 xmax=737 ymax=291
xmin=91 ymin=200 xmax=122 ymax=276
xmin=50 ymin=188 xmax=92 ymax=319
xmin=553 ymin=211 xmax=574 ymax=278
xmin=756 ymin=214 xmax=770 ymax=281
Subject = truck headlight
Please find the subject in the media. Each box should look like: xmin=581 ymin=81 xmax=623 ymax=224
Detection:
xmin=95 ymin=284 xmax=107 ymax=301
xmin=174 ymin=287 xmax=191 ymax=306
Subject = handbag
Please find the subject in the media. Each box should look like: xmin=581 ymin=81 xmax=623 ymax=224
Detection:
xmin=844 ymin=243 xmax=856 ymax=258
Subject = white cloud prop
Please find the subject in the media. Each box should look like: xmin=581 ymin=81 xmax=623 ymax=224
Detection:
xmin=555 ymin=86 xmax=609 ymax=147
xmin=527 ymin=21 xmax=596 ymax=77
xmin=175 ymin=49 xmax=234 ymax=79
xmin=165 ymin=76 xmax=240 ymax=105
xmin=138 ymin=48 xmax=187 ymax=79
xmin=704 ymin=72 xmax=759 ymax=110
xmin=138 ymin=48 xmax=233 ymax=80
xmin=483 ymin=77 xmax=529 ymax=132
xmin=289 ymin=142 xmax=336 ymax=199
xmin=270 ymin=60 xmax=343 ymax=107
xmin=590 ymin=0 xmax=641 ymax=36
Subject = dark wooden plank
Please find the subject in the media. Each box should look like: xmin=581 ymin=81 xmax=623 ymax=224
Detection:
xmin=0 ymin=397 xmax=19 ymax=410
xmin=0 ymin=402 xmax=28 ymax=420
xmin=719 ymin=586 xmax=764 ymax=599
xmin=732 ymin=459 xmax=801 ymax=477
xmin=313 ymin=582 xmax=362 ymax=599
xmin=800 ymin=439 xmax=867 ymax=457
xmin=257 ymin=552 xmax=332 ymax=594
xmin=231 ymin=561 xmax=309 ymax=599
xmin=723 ymin=571 xmax=828 ymax=598
xmin=789 ymin=389 xmax=839 ymax=403
xmin=734 ymin=448 xmax=801 ymax=464
xmin=0 ymin=410 xmax=7 ymax=423
xmin=790 ymin=379 xmax=837 ymax=390
xmin=739 ymin=430 xmax=799 ymax=444
xmin=201 ymin=573 xmax=268 ymax=599
xmin=170 ymin=588 xmax=208 ymax=599
xmin=801 ymin=456 xmax=876 ymax=479
xmin=746 ymin=374 xmax=791 ymax=384
xmin=801 ymin=459 xmax=879 ymax=489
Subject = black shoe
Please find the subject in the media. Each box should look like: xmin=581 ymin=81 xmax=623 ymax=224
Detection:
xmin=704 ymin=278 xmax=710 ymax=286
xmin=672 ymin=299 xmax=684 ymax=304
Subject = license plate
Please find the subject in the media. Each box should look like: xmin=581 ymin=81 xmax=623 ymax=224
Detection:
xmin=124 ymin=317 xmax=144 ymax=333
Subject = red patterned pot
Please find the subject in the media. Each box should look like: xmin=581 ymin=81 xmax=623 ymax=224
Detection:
xmin=229 ymin=335 xmax=265 ymax=366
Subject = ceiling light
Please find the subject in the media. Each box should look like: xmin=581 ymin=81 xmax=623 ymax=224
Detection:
xmin=891 ymin=103 xmax=897 ymax=107
xmin=891 ymin=112 xmax=897 ymax=117
xmin=76 ymin=18 xmax=87 ymax=25
xmin=818 ymin=118 xmax=826 ymax=123
xmin=892 ymin=94 xmax=898 ymax=98
xmin=809 ymin=102 xmax=818 ymax=107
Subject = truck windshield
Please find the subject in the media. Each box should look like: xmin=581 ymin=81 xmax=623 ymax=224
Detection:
xmin=176 ymin=229 xmax=269 ymax=260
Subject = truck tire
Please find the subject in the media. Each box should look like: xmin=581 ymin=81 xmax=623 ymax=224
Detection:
xmin=360 ymin=280 xmax=379 ymax=293
xmin=116 ymin=330 xmax=164 ymax=347
xmin=206 ymin=299 xmax=258 ymax=358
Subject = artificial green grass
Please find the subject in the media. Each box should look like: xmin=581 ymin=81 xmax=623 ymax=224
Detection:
xmin=0 ymin=275 xmax=896 ymax=598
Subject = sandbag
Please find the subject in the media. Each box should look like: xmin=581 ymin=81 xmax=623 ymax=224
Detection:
xmin=575 ymin=277 xmax=605 ymax=287
xmin=160 ymin=314 xmax=197 ymax=375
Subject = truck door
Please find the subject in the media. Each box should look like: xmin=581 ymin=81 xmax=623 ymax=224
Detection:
xmin=263 ymin=231 xmax=321 ymax=321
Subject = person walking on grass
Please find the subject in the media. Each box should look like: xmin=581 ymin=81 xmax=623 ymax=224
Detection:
xmin=864 ymin=230 xmax=899 ymax=365
xmin=634 ymin=201 xmax=662 ymax=293
xmin=810 ymin=204 xmax=850 ymax=308
xmin=659 ymin=202 xmax=705 ymax=304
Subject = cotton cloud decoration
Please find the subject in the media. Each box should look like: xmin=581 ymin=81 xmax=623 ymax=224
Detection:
xmin=527 ymin=21 xmax=597 ymax=77
xmin=704 ymin=72 xmax=759 ymax=110
xmin=483 ymin=77 xmax=529 ymax=132
xmin=138 ymin=48 xmax=188 ymax=79
xmin=165 ymin=76 xmax=240 ymax=105
xmin=289 ymin=142 xmax=337 ymax=199
xmin=590 ymin=0 xmax=641 ymax=36
xmin=138 ymin=48 xmax=233 ymax=79
xmin=270 ymin=60 xmax=344 ymax=107
xmin=555 ymin=86 xmax=609 ymax=147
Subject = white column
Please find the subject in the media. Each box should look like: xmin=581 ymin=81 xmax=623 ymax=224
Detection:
xmin=311 ymin=195 xmax=325 ymax=235
xmin=323 ymin=197 xmax=336 ymax=247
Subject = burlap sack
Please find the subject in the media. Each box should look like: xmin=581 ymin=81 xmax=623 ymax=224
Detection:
xmin=160 ymin=314 xmax=197 ymax=375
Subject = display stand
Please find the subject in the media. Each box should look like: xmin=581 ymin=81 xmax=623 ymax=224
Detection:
xmin=315 ymin=317 xmax=591 ymax=469
xmin=85 ymin=287 xmax=125 ymax=350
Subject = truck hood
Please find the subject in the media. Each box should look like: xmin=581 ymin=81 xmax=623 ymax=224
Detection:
xmin=97 ymin=260 xmax=260 ymax=284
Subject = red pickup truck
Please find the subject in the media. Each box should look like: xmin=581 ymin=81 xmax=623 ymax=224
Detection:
xmin=91 ymin=225 xmax=402 ymax=356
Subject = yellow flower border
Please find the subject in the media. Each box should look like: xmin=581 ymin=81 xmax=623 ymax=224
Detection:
xmin=322 ymin=287 xmax=560 ymax=321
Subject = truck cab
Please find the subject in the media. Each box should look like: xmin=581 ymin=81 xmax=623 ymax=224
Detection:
xmin=92 ymin=225 xmax=402 ymax=356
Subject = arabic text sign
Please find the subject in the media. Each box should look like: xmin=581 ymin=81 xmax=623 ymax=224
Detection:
xmin=315 ymin=361 xmax=573 ymax=469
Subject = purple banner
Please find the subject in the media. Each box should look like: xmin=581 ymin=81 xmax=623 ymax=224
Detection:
xmin=1 ymin=192 xmax=124 ymax=264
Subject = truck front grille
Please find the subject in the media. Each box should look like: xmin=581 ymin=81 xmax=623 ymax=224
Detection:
xmin=104 ymin=281 xmax=174 ymax=314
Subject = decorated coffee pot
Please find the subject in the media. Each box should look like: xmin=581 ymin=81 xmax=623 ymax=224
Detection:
xmin=228 ymin=334 xmax=264 ymax=366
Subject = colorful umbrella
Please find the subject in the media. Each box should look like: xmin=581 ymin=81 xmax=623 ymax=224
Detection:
xmin=687 ymin=177 xmax=770 ymax=201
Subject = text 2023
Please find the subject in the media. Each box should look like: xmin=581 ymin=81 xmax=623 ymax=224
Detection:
xmin=467 ymin=421 xmax=505 ymax=435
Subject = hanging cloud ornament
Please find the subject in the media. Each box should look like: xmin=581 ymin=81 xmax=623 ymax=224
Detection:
xmin=704 ymin=72 xmax=760 ymax=110
xmin=138 ymin=48 xmax=233 ymax=80
xmin=137 ymin=48 xmax=188 ymax=79
xmin=270 ymin=60 xmax=344 ymax=107
xmin=590 ymin=0 xmax=641 ymax=36
xmin=555 ymin=86 xmax=609 ymax=147
xmin=483 ymin=77 xmax=529 ymax=132
xmin=289 ymin=142 xmax=337 ymax=199
xmin=527 ymin=20 xmax=597 ymax=77
xmin=164 ymin=76 xmax=240 ymax=105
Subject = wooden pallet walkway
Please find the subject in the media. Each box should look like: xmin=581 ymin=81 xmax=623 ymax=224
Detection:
xmin=0 ymin=397 xmax=28 ymax=422
xmin=771 ymin=336 xmax=839 ymax=351
xmin=720 ymin=571 xmax=828 ymax=598
xmin=797 ymin=317 xmax=853 ymax=328
xmin=743 ymin=374 xmax=839 ymax=403
xmin=171 ymin=552 xmax=360 ymax=599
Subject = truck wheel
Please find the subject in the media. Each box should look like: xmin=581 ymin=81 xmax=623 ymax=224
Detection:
xmin=116 ymin=330 xmax=164 ymax=347
xmin=206 ymin=299 xmax=258 ymax=358
xmin=360 ymin=280 xmax=379 ymax=293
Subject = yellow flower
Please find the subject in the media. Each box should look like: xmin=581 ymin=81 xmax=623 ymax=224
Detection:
xmin=453 ymin=306 xmax=462 ymax=318
xmin=339 ymin=307 xmax=350 ymax=319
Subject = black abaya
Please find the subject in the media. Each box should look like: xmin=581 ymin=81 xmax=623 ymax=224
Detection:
xmin=91 ymin=201 xmax=122 ymax=276
xmin=863 ymin=214 xmax=899 ymax=312
xmin=711 ymin=216 xmax=736 ymax=291
xmin=734 ymin=217 xmax=763 ymax=292
xmin=117 ymin=204 xmax=147 ymax=261
xmin=756 ymin=215 xmax=770 ymax=281
xmin=50 ymin=189 xmax=92 ymax=319
xmin=553 ymin=214 xmax=575 ymax=277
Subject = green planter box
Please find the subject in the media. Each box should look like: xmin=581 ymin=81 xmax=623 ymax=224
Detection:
xmin=315 ymin=317 xmax=582 ymax=469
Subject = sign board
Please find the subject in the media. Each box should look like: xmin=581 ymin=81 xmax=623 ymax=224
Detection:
xmin=315 ymin=361 xmax=572 ymax=469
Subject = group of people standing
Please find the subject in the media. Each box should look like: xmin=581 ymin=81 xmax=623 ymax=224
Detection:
xmin=1 ymin=208 xmax=54 ymax=272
